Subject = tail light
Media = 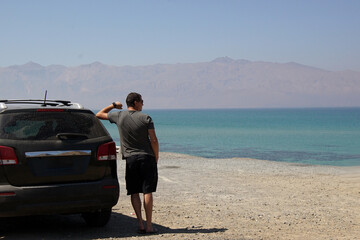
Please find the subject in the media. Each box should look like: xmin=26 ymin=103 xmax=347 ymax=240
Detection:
xmin=97 ymin=142 xmax=117 ymax=161
xmin=0 ymin=146 xmax=18 ymax=165
xmin=0 ymin=192 xmax=16 ymax=196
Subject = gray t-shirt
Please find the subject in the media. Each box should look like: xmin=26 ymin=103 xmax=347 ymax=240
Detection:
xmin=108 ymin=110 xmax=155 ymax=159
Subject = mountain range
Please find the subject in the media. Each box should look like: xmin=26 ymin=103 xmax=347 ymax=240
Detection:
xmin=1 ymin=57 xmax=359 ymax=109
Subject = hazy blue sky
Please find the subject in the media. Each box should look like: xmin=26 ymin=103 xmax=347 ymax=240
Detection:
xmin=1 ymin=0 xmax=360 ymax=71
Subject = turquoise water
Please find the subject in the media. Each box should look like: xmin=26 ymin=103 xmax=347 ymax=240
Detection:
xmin=99 ymin=108 xmax=360 ymax=166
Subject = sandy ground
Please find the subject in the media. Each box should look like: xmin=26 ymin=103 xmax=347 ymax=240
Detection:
xmin=1 ymin=152 xmax=359 ymax=239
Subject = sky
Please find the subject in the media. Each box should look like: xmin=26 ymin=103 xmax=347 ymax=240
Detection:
xmin=1 ymin=0 xmax=360 ymax=71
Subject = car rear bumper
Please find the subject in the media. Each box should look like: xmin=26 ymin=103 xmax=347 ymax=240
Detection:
xmin=0 ymin=178 xmax=119 ymax=217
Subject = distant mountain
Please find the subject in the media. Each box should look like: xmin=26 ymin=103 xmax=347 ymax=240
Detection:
xmin=1 ymin=58 xmax=360 ymax=109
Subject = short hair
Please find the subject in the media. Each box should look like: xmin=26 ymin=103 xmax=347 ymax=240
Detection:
xmin=126 ymin=92 xmax=142 ymax=107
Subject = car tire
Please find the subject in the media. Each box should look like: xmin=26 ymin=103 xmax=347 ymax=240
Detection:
xmin=82 ymin=208 xmax=112 ymax=227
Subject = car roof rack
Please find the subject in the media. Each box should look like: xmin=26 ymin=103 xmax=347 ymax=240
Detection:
xmin=0 ymin=99 xmax=84 ymax=109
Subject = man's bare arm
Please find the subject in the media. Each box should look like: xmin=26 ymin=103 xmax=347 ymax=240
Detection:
xmin=96 ymin=101 xmax=122 ymax=120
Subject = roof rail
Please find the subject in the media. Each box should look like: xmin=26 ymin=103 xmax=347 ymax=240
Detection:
xmin=0 ymin=99 xmax=71 ymax=105
xmin=0 ymin=100 xmax=83 ymax=109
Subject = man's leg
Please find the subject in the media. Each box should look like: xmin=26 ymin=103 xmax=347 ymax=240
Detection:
xmin=144 ymin=193 xmax=155 ymax=232
xmin=131 ymin=194 xmax=144 ymax=231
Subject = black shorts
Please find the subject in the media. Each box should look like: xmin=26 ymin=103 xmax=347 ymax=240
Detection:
xmin=125 ymin=154 xmax=158 ymax=195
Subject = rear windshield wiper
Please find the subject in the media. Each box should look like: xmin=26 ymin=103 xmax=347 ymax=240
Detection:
xmin=56 ymin=133 xmax=89 ymax=140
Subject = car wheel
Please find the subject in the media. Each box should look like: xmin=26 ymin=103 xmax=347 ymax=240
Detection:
xmin=82 ymin=208 xmax=112 ymax=227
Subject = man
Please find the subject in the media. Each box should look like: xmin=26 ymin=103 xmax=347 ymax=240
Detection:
xmin=96 ymin=92 xmax=159 ymax=234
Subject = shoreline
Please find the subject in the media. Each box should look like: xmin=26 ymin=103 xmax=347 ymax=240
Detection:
xmin=158 ymin=151 xmax=360 ymax=170
xmin=116 ymin=147 xmax=360 ymax=168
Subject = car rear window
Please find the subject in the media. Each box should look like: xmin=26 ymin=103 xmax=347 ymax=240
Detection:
xmin=0 ymin=111 xmax=108 ymax=140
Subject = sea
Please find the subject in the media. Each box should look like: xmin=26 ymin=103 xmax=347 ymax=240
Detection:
xmin=98 ymin=108 xmax=360 ymax=167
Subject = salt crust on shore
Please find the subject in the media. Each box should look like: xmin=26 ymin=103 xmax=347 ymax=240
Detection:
xmin=1 ymin=152 xmax=359 ymax=240
xmin=113 ymin=152 xmax=360 ymax=240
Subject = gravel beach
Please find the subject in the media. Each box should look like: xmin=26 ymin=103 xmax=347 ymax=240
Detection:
xmin=1 ymin=152 xmax=359 ymax=239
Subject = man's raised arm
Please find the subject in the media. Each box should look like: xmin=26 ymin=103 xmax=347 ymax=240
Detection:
xmin=96 ymin=101 xmax=122 ymax=120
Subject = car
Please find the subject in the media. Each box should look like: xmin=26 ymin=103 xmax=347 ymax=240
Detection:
xmin=0 ymin=99 xmax=119 ymax=227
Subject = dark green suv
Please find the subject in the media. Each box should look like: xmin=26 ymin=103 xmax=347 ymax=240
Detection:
xmin=0 ymin=99 xmax=119 ymax=227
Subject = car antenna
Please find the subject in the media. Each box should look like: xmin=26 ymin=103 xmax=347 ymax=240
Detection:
xmin=42 ymin=90 xmax=48 ymax=106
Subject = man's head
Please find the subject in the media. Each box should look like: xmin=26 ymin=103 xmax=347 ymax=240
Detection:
xmin=126 ymin=92 xmax=144 ymax=110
